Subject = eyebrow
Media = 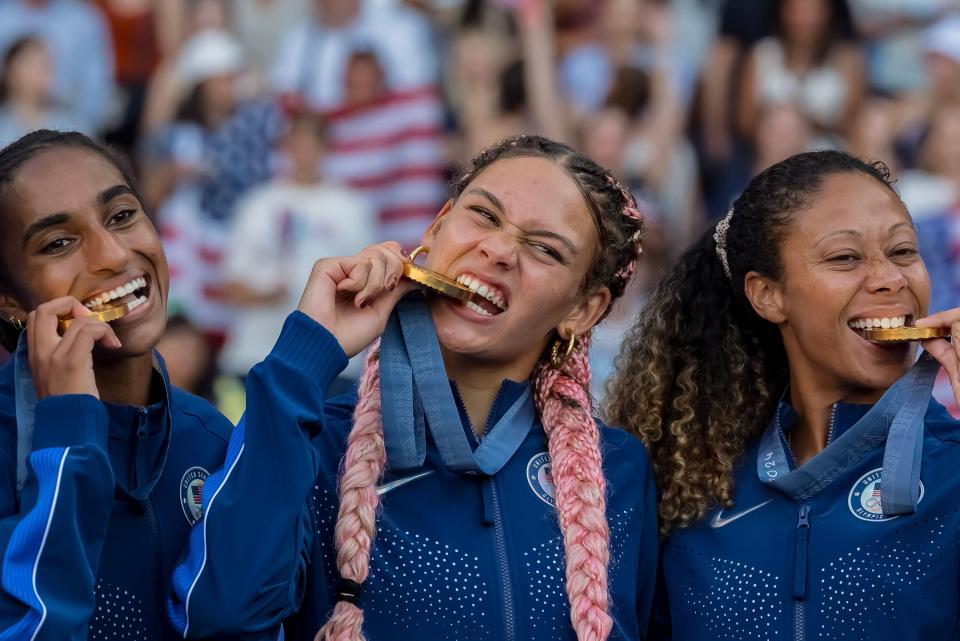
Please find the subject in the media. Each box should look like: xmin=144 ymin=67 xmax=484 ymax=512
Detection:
xmin=466 ymin=187 xmax=578 ymax=254
xmin=22 ymin=212 xmax=71 ymax=249
xmin=816 ymin=222 xmax=914 ymax=245
xmin=21 ymin=184 xmax=136 ymax=248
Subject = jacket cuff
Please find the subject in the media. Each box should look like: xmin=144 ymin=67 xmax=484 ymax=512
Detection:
xmin=269 ymin=311 xmax=350 ymax=386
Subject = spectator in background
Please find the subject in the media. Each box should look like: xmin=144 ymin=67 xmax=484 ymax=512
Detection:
xmin=96 ymin=0 xmax=169 ymax=153
xmin=233 ymin=0 xmax=310 ymax=80
xmin=847 ymin=0 xmax=956 ymax=94
xmin=751 ymin=103 xmax=813 ymax=173
xmin=141 ymin=28 xmax=280 ymax=347
xmin=0 ymin=36 xmax=81 ymax=147
xmin=0 ymin=0 xmax=115 ymax=133
xmin=219 ymin=110 xmax=375 ymax=393
xmin=737 ymin=0 xmax=865 ymax=149
xmin=321 ymin=49 xmax=447 ymax=248
xmin=270 ymin=0 xmax=438 ymax=110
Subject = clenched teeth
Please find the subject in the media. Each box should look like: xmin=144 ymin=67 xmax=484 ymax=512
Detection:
xmin=84 ymin=276 xmax=147 ymax=309
xmin=849 ymin=316 xmax=907 ymax=330
xmin=455 ymin=274 xmax=507 ymax=310
xmin=466 ymin=301 xmax=493 ymax=316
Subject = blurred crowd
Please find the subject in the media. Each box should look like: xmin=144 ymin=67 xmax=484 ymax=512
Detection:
xmin=1 ymin=0 xmax=959 ymax=414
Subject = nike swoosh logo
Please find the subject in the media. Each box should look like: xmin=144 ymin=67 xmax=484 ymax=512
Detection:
xmin=709 ymin=499 xmax=773 ymax=528
xmin=376 ymin=471 xmax=434 ymax=496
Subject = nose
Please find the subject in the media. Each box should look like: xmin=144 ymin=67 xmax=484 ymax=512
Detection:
xmin=85 ymin=227 xmax=129 ymax=274
xmin=864 ymin=256 xmax=908 ymax=294
xmin=477 ymin=230 xmax=517 ymax=270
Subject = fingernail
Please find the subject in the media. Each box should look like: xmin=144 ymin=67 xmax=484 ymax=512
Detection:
xmin=388 ymin=276 xmax=399 ymax=290
xmin=358 ymin=298 xmax=368 ymax=308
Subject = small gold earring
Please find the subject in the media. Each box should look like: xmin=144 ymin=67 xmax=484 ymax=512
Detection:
xmin=8 ymin=316 xmax=24 ymax=330
xmin=550 ymin=332 xmax=577 ymax=369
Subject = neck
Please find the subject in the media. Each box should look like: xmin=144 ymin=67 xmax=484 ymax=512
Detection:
xmin=94 ymin=352 xmax=156 ymax=406
xmin=442 ymin=348 xmax=540 ymax=435
xmin=785 ymin=353 xmax=882 ymax=465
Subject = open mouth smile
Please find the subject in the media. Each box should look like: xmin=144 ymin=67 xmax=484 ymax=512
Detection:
xmin=455 ymin=273 xmax=508 ymax=316
xmin=82 ymin=275 xmax=150 ymax=314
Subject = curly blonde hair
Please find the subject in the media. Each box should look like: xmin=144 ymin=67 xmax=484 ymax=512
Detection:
xmin=604 ymin=151 xmax=898 ymax=535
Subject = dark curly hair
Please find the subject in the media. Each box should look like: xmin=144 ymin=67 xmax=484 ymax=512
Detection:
xmin=0 ymin=129 xmax=144 ymax=351
xmin=604 ymin=150 xmax=897 ymax=534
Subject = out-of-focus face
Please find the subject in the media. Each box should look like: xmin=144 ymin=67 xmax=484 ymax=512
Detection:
xmin=760 ymin=172 xmax=929 ymax=398
xmin=754 ymin=105 xmax=812 ymax=168
xmin=0 ymin=147 xmax=169 ymax=359
xmin=581 ymin=109 xmax=629 ymax=174
xmin=421 ymin=156 xmax=610 ymax=371
xmin=5 ymin=40 xmax=52 ymax=102
xmin=925 ymin=52 xmax=960 ymax=100
xmin=921 ymin=106 xmax=960 ymax=177
xmin=344 ymin=55 xmax=385 ymax=107
xmin=781 ymin=0 xmax=832 ymax=47
xmin=199 ymin=74 xmax=237 ymax=116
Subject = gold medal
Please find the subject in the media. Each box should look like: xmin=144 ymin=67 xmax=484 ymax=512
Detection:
xmin=57 ymin=302 xmax=130 ymax=333
xmin=401 ymin=247 xmax=479 ymax=304
xmin=862 ymin=326 xmax=951 ymax=343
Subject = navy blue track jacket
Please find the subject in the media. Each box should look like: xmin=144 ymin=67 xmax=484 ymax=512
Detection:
xmin=169 ymin=311 xmax=659 ymax=641
xmin=657 ymin=398 xmax=960 ymax=641
xmin=0 ymin=352 xmax=232 ymax=641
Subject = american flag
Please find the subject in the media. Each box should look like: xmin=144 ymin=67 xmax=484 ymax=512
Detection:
xmin=323 ymin=86 xmax=447 ymax=250
xmin=191 ymin=483 xmax=203 ymax=507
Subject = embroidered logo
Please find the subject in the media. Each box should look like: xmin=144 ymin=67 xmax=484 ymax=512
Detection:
xmin=180 ymin=466 xmax=209 ymax=526
xmin=526 ymin=452 xmax=556 ymax=507
xmin=848 ymin=467 xmax=924 ymax=522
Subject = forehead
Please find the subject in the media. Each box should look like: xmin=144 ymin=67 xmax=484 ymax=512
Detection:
xmin=6 ymin=147 xmax=127 ymax=227
xmin=788 ymin=172 xmax=910 ymax=243
xmin=466 ymin=156 xmax=593 ymax=232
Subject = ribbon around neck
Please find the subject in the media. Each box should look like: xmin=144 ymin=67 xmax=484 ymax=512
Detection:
xmin=379 ymin=294 xmax=535 ymax=476
xmin=757 ymin=352 xmax=939 ymax=516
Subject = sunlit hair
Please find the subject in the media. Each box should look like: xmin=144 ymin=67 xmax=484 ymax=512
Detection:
xmin=316 ymin=134 xmax=643 ymax=641
xmin=604 ymin=150 xmax=898 ymax=535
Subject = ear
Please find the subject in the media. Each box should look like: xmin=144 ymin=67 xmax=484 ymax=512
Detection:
xmin=421 ymin=199 xmax=454 ymax=247
xmin=0 ymin=291 xmax=27 ymax=326
xmin=556 ymin=286 xmax=612 ymax=341
xmin=743 ymin=270 xmax=786 ymax=324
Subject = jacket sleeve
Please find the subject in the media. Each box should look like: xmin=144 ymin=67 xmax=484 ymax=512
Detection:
xmin=168 ymin=311 xmax=350 ymax=639
xmin=0 ymin=394 xmax=114 ymax=641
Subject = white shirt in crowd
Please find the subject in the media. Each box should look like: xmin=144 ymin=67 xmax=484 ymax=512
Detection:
xmin=219 ymin=180 xmax=376 ymax=378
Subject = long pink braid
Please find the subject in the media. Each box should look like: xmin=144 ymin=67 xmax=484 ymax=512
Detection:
xmin=533 ymin=333 xmax=612 ymax=641
xmin=315 ymin=344 xmax=387 ymax=641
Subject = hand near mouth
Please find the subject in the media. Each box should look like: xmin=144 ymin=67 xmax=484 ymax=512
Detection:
xmin=917 ymin=309 xmax=960 ymax=407
xmin=26 ymin=296 xmax=122 ymax=400
xmin=297 ymin=242 xmax=415 ymax=357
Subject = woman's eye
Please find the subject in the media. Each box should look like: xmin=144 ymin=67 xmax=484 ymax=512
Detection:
xmin=109 ymin=209 xmax=138 ymax=226
xmin=829 ymin=254 xmax=860 ymax=263
xmin=470 ymin=206 xmax=497 ymax=223
xmin=40 ymin=237 xmax=74 ymax=254
xmin=530 ymin=242 xmax=562 ymax=261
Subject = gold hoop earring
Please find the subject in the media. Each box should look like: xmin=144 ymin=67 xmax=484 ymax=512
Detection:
xmin=550 ymin=332 xmax=577 ymax=369
xmin=8 ymin=316 xmax=23 ymax=330
xmin=409 ymin=246 xmax=429 ymax=262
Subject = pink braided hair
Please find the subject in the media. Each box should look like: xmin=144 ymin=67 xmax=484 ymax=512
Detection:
xmin=608 ymin=176 xmax=643 ymax=285
xmin=533 ymin=333 xmax=612 ymax=640
xmin=315 ymin=345 xmax=387 ymax=641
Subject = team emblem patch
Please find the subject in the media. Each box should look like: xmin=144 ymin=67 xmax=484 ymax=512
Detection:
xmin=180 ymin=466 xmax=209 ymax=526
xmin=526 ymin=452 xmax=556 ymax=507
xmin=848 ymin=467 xmax=924 ymax=522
